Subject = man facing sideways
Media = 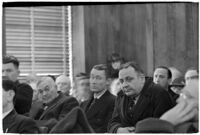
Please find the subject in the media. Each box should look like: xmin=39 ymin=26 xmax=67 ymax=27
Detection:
xmin=153 ymin=66 xmax=179 ymax=102
xmin=81 ymin=64 xmax=116 ymax=133
xmin=35 ymin=77 xmax=79 ymax=132
xmin=108 ymin=62 xmax=174 ymax=133
xmin=3 ymin=80 xmax=39 ymax=133
xmin=3 ymin=55 xmax=33 ymax=115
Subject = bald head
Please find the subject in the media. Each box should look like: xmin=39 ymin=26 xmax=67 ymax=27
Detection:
xmin=55 ymin=75 xmax=71 ymax=95
xmin=169 ymin=67 xmax=182 ymax=84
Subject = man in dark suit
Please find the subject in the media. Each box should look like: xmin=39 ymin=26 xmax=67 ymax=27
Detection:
xmin=153 ymin=66 xmax=179 ymax=102
xmin=108 ymin=61 xmax=175 ymax=133
xmin=35 ymin=76 xmax=79 ymax=132
xmin=3 ymin=80 xmax=39 ymax=133
xmin=135 ymin=77 xmax=199 ymax=133
xmin=3 ymin=55 xmax=33 ymax=115
xmin=81 ymin=64 xmax=116 ymax=133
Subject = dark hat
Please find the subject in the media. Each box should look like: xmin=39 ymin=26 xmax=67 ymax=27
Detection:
xmin=170 ymin=77 xmax=185 ymax=87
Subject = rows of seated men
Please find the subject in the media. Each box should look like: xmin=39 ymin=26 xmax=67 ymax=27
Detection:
xmin=2 ymin=55 xmax=198 ymax=133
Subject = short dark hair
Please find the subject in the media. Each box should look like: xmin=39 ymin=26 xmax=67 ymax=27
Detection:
xmin=92 ymin=64 xmax=109 ymax=79
xmin=3 ymin=55 xmax=19 ymax=69
xmin=109 ymin=52 xmax=125 ymax=63
xmin=3 ymin=79 xmax=16 ymax=93
xmin=119 ymin=61 xmax=144 ymax=75
xmin=156 ymin=66 xmax=172 ymax=79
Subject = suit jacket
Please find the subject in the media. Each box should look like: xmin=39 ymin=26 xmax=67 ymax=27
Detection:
xmin=108 ymin=79 xmax=175 ymax=133
xmin=81 ymin=90 xmax=116 ymax=133
xmin=29 ymin=101 xmax=44 ymax=120
xmin=36 ymin=93 xmax=79 ymax=131
xmin=3 ymin=109 xmax=39 ymax=133
xmin=50 ymin=106 xmax=94 ymax=133
xmin=135 ymin=117 xmax=198 ymax=133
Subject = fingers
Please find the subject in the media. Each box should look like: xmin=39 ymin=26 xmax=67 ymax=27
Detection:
xmin=180 ymin=100 xmax=198 ymax=117
xmin=179 ymin=108 xmax=198 ymax=124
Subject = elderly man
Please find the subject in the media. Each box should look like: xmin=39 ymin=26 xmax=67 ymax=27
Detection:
xmin=153 ymin=66 xmax=179 ymax=102
xmin=135 ymin=76 xmax=199 ymax=133
xmin=108 ymin=62 xmax=174 ymax=133
xmin=3 ymin=55 xmax=33 ymax=115
xmin=3 ymin=80 xmax=39 ymax=133
xmin=81 ymin=64 xmax=116 ymax=133
xmin=55 ymin=74 xmax=71 ymax=96
xmin=35 ymin=77 xmax=79 ymax=132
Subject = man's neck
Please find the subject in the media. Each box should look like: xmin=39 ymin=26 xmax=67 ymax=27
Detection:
xmin=93 ymin=89 xmax=107 ymax=99
xmin=3 ymin=104 xmax=13 ymax=114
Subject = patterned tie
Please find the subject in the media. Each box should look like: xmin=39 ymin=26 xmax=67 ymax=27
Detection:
xmin=127 ymin=97 xmax=136 ymax=118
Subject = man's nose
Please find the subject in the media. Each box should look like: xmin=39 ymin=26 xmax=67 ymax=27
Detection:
xmin=122 ymin=81 xmax=128 ymax=89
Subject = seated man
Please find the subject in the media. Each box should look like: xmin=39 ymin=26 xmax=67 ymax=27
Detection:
xmin=3 ymin=55 xmax=33 ymax=115
xmin=81 ymin=64 xmax=116 ymax=133
xmin=108 ymin=62 xmax=174 ymax=133
xmin=135 ymin=76 xmax=199 ymax=133
xmin=3 ymin=80 xmax=39 ymax=133
xmin=35 ymin=77 xmax=79 ymax=132
xmin=55 ymin=74 xmax=71 ymax=96
xmin=153 ymin=66 xmax=179 ymax=102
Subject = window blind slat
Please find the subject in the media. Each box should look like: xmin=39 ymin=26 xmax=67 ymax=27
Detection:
xmin=5 ymin=6 xmax=71 ymax=77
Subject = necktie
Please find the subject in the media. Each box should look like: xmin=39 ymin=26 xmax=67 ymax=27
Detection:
xmin=127 ymin=97 xmax=135 ymax=118
xmin=88 ymin=98 xmax=97 ymax=111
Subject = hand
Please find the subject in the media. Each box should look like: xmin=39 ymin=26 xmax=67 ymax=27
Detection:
xmin=117 ymin=127 xmax=135 ymax=133
xmin=160 ymin=99 xmax=198 ymax=126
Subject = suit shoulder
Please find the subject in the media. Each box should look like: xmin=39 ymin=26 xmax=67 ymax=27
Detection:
xmin=147 ymin=82 xmax=167 ymax=95
xmin=62 ymin=95 xmax=79 ymax=105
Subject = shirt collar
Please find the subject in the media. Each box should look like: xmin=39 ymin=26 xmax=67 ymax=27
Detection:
xmin=3 ymin=108 xmax=13 ymax=119
xmin=94 ymin=89 xmax=107 ymax=99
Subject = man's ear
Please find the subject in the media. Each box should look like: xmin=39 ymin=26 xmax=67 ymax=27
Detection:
xmin=8 ymin=90 xmax=15 ymax=102
xmin=168 ymin=78 xmax=172 ymax=85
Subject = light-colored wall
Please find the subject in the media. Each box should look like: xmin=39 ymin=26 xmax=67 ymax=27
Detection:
xmin=72 ymin=6 xmax=86 ymax=78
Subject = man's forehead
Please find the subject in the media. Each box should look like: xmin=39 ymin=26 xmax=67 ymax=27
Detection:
xmin=119 ymin=67 xmax=136 ymax=78
xmin=185 ymin=70 xmax=198 ymax=77
xmin=154 ymin=68 xmax=168 ymax=75
xmin=56 ymin=75 xmax=70 ymax=83
xmin=90 ymin=68 xmax=105 ymax=76
xmin=3 ymin=63 xmax=16 ymax=69
xmin=37 ymin=82 xmax=49 ymax=89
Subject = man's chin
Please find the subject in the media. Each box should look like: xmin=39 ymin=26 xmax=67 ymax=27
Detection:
xmin=91 ymin=89 xmax=101 ymax=93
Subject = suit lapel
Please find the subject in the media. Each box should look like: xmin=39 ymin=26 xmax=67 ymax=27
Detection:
xmin=39 ymin=94 xmax=65 ymax=120
xmin=3 ymin=109 xmax=17 ymax=132
xmin=86 ymin=90 xmax=109 ymax=118
xmin=131 ymin=80 xmax=152 ymax=124
xmin=132 ymin=93 xmax=151 ymax=124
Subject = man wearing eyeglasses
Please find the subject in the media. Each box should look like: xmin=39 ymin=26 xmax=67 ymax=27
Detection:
xmin=3 ymin=55 xmax=33 ymax=116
